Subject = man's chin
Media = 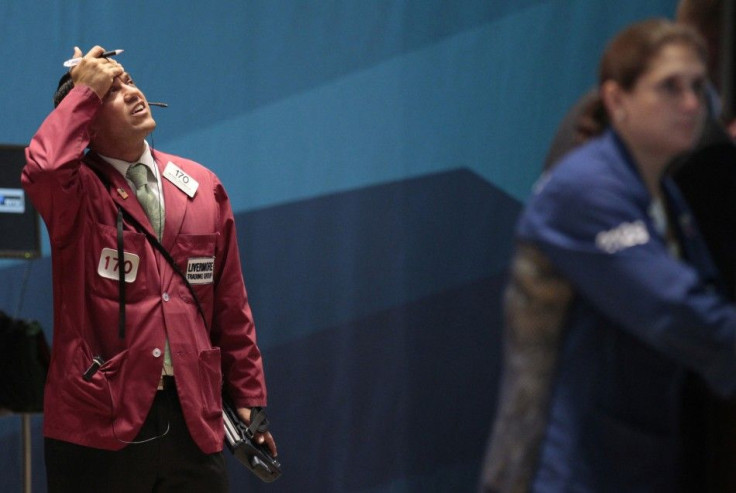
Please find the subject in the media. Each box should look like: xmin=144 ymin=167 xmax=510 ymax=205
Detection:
xmin=141 ymin=118 xmax=156 ymax=135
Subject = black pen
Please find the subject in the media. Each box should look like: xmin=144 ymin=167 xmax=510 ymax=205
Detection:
xmin=63 ymin=49 xmax=124 ymax=68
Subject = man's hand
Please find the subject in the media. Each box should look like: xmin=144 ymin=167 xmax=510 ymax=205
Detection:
xmin=237 ymin=407 xmax=278 ymax=457
xmin=68 ymin=46 xmax=124 ymax=100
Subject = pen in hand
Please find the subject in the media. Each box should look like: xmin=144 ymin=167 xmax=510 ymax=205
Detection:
xmin=63 ymin=49 xmax=124 ymax=68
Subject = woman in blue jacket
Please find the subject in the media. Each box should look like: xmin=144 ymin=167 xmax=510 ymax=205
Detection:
xmin=483 ymin=18 xmax=736 ymax=493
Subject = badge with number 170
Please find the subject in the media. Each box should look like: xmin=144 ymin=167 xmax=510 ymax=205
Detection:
xmin=97 ymin=247 xmax=140 ymax=282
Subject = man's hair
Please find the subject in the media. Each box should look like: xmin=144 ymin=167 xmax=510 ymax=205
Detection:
xmin=677 ymin=0 xmax=722 ymax=38
xmin=53 ymin=72 xmax=74 ymax=108
xmin=676 ymin=0 xmax=724 ymax=84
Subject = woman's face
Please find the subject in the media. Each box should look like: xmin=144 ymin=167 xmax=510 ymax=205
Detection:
xmin=612 ymin=42 xmax=707 ymax=168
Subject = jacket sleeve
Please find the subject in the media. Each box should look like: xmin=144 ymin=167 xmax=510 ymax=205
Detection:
xmin=210 ymin=177 xmax=268 ymax=408
xmin=481 ymin=243 xmax=574 ymax=493
xmin=22 ymin=86 xmax=101 ymax=245
xmin=519 ymin=166 xmax=736 ymax=397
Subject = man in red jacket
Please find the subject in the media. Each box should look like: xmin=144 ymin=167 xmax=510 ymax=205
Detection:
xmin=23 ymin=45 xmax=277 ymax=492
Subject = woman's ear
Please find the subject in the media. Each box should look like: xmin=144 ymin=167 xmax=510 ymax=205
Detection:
xmin=600 ymin=80 xmax=627 ymax=123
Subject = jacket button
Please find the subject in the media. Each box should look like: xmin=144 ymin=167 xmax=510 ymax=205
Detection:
xmin=162 ymin=292 xmax=170 ymax=302
xmin=152 ymin=348 xmax=162 ymax=358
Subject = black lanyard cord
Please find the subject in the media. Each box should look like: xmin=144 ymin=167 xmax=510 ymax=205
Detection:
xmin=84 ymin=160 xmax=208 ymax=339
xmin=117 ymin=207 xmax=126 ymax=339
xmin=114 ymin=204 xmax=209 ymax=339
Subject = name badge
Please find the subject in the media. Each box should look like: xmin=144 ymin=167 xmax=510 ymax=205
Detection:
xmin=186 ymin=257 xmax=215 ymax=285
xmin=97 ymin=248 xmax=140 ymax=282
xmin=163 ymin=162 xmax=199 ymax=198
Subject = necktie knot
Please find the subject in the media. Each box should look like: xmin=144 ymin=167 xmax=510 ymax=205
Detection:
xmin=126 ymin=163 xmax=149 ymax=189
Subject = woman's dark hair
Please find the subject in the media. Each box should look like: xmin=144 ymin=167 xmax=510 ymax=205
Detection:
xmin=599 ymin=18 xmax=706 ymax=91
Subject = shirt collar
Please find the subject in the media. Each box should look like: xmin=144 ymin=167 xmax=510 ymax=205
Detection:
xmin=98 ymin=140 xmax=157 ymax=179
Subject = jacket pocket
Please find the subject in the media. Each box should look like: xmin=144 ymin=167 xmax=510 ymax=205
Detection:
xmin=87 ymin=221 xmax=149 ymax=303
xmin=61 ymin=341 xmax=128 ymax=419
xmin=174 ymin=234 xmax=218 ymax=308
xmin=198 ymin=347 xmax=223 ymax=418
xmin=587 ymin=412 xmax=674 ymax=491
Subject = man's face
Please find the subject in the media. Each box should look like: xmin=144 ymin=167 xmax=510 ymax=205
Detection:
xmin=89 ymin=72 xmax=156 ymax=158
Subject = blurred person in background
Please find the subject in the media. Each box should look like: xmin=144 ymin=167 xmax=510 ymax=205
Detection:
xmin=480 ymin=18 xmax=736 ymax=493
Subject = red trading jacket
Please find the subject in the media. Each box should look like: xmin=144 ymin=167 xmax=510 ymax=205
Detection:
xmin=22 ymin=86 xmax=267 ymax=453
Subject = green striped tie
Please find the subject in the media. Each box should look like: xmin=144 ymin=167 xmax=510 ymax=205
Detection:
xmin=126 ymin=163 xmax=164 ymax=239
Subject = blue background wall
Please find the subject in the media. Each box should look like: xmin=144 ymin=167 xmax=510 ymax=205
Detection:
xmin=0 ymin=1 xmax=677 ymax=491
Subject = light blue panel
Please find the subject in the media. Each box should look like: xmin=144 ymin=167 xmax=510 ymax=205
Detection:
xmin=156 ymin=57 xmax=409 ymax=211
xmin=156 ymin=0 xmax=678 ymax=213
xmin=0 ymin=0 xmax=681 ymax=267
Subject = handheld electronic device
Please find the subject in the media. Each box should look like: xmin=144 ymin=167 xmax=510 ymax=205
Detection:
xmin=223 ymin=396 xmax=282 ymax=482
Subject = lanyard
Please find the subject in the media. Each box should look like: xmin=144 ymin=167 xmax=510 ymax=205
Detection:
xmin=113 ymin=203 xmax=209 ymax=339
xmin=85 ymin=161 xmax=208 ymax=340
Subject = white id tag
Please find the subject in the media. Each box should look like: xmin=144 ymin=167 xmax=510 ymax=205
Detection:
xmin=163 ymin=162 xmax=199 ymax=198
xmin=186 ymin=257 xmax=215 ymax=285
xmin=97 ymin=248 xmax=140 ymax=282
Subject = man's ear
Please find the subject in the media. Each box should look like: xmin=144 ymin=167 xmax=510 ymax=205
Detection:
xmin=600 ymin=80 xmax=627 ymax=123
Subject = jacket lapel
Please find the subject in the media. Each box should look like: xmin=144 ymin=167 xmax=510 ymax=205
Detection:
xmin=85 ymin=152 xmax=157 ymax=238
xmin=155 ymin=156 xmax=188 ymax=251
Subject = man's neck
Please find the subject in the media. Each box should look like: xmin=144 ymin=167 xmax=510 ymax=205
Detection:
xmin=92 ymin=140 xmax=147 ymax=163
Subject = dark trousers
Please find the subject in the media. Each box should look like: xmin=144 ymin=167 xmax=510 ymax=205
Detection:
xmin=45 ymin=379 xmax=228 ymax=493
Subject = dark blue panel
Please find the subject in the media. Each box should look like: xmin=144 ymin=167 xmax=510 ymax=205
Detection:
xmin=0 ymin=415 xmax=45 ymax=493
xmin=0 ymin=259 xmax=53 ymax=334
xmin=240 ymin=168 xmax=520 ymax=348
xmin=226 ymin=274 xmax=507 ymax=492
